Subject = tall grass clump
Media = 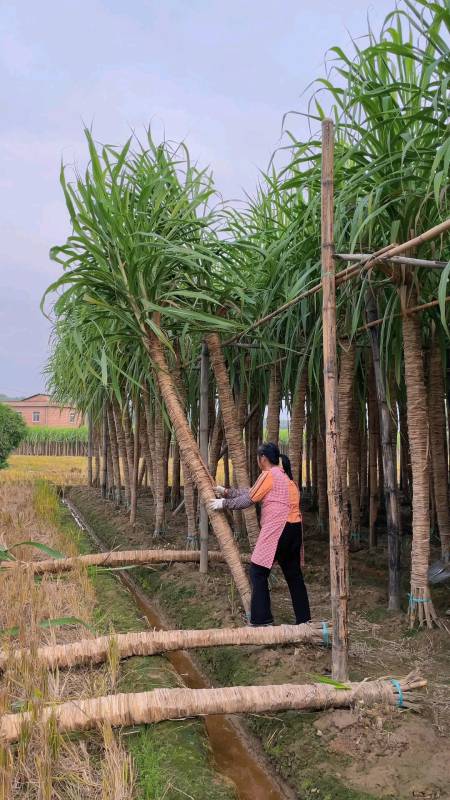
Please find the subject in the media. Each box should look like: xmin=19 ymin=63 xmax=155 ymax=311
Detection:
xmin=32 ymin=480 xmax=60 ymax=525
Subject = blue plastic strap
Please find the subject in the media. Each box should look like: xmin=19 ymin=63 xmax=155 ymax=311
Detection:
xmin=322 ymin=621 xmax=330 ymax=647
xmin=408 ymin=593 xmax=431 ymax=607
xmin=390 ymin=679 xmax=404 ymax=708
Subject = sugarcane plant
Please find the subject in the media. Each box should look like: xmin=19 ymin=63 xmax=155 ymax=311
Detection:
xmin=43 ymin=0 xmax=450 ymax=635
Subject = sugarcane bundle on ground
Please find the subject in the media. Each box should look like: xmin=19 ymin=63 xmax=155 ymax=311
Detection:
xmin=0 ymin=673 xmax=426 ymax=743
xmin=1 ymin=549 xmax=250 ymax=575
xmin=0 ymin=622 xmax=331 ymax=671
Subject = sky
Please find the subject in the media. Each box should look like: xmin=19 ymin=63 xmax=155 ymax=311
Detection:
xmin=0 ymin=0 xmax=395 ymax=397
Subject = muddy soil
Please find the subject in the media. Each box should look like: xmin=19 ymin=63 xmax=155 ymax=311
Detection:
xmin=67 ymin=486 xmax=450 ymax=800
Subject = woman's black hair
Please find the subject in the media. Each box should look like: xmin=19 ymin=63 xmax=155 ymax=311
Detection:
xmin=257 ymin=442 xmax=280 ymax=465
xmin=280 ymin=453 xmax=293 ymax=481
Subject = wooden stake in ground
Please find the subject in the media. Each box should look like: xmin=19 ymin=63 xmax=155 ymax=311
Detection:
xmin=0 ymin=674 xmax=426 ymax=743
xmin=199 ymin=342 xmax=209 ymax=573
xmin=321 ymin=118 xmax=349 ymax=681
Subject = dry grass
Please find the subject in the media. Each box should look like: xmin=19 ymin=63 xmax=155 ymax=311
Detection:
xmin=0 ymin=479 xmax=135 ymax=799
xmin=1 ymin=455 xmax=227 ymax=489
xmin=1 ymin=456 xmax=87 ymax=486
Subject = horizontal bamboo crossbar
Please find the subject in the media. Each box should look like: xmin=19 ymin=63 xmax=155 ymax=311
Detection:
xmin=0 ymin=674 xmax=426 ymax=743
xmin=336 ymin=253 xmax=448 ymax=270
xmin=358 ymin=294 xmax=450 ymax=334
xmin=1 ymin=549 xmax=250 ymax=575
xmin=0 ymin=623 xmax=329 ymax=671
xmin=225 ymin=217 xmax=450 ymax=342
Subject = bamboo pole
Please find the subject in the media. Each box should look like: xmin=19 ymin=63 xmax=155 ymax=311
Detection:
xmin=321 ymin=119 xmax=349 ymax=682
xmin=223 ymin=218 xmax=450 ymax=345
xmin=337 ymin=219 xmax=450 ymax=286
xmin=0 ymin=622 xmax=330 ymax=671
xmin=358 ymin=295 xmax=450 ymax=334
xmin=336 ymin=253 xmax=448 ymax=269
xmin=2 ymin=549 xmax=251 ymax=575
xmin=199 ymin=342 xmax=209 ymax=574
xmin=0 ymin=675 xmax=426 ymax=743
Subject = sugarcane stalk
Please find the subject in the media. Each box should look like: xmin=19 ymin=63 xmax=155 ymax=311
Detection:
xmin=0 ymin=622 xmax=331 ymax=671
xmin=0 ymin=674 xmax=426 ymax=743
xmin=1 ymin=549 xmax=251 ymax=575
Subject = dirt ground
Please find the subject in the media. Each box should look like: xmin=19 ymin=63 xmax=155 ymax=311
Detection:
xmin=67 ymin=486 xmax=450 ymax=800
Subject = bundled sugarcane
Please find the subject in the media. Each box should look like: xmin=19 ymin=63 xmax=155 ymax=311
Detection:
xmin=1 ymin=549 xmax=250 ymax=575
xmin=0 ymin=673 xmax=426 ymax=743
xmin=0 ymin=622 xmax=331 ymax=671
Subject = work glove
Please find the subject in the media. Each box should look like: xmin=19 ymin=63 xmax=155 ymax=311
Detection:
xmin=208 ymin=498 xmax=225 ymax=512
xmin=214 ymin=485 xmax=226 ymax=497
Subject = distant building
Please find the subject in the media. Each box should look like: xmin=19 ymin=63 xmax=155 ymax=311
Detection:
xmin=5 ymin=394 xmax=83 ymax=428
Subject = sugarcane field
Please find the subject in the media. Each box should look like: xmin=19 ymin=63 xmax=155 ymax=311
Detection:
xmin=1 ymin=1 xmax=450 ymax=798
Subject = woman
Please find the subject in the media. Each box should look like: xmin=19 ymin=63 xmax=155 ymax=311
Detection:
xmin=280 ymin=452 xmax=305 ymax=569
xmin=209 ymin=442 xmax=311 ymax=627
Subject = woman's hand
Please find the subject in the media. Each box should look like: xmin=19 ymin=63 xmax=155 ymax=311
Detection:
xmin=208 ymin=498 xmax=225 ymax=511
xmin=214 ymin=485 xmax=226 ymax=497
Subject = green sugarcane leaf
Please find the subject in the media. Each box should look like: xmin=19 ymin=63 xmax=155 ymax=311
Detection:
xmin=0 ymin=549 xmax=16 ymax=562
xmin=8 ymin=541 xmax=66 ymax=559
xmin=438 ymin=261 xmax=450 ymax=335
xmin=1 ymin=616 xmax=95 ymax=637
xmin=307 ymin=673 xmax=351 ymax=690
xmin=39 ymin=616 xmax=95 ymax=632
xmin=3 ymin=618 xmax=93 ymax=636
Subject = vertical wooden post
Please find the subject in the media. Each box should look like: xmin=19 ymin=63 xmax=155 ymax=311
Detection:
xmin=130 ymin=399 xmax=140 ymax=526
xmin=199 ymin=342 xmax=210 ymax=574
xmin=87 ymin=412 xmax=93 ymax=487
xmin=321 ymin=119 xmax=349 ymax=681
xmin=101 ymin=402 xmax=108 ymax=499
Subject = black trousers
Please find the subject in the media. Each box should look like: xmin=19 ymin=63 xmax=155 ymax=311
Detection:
xmin=249 ymin=522 xmax=311 ymax=626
